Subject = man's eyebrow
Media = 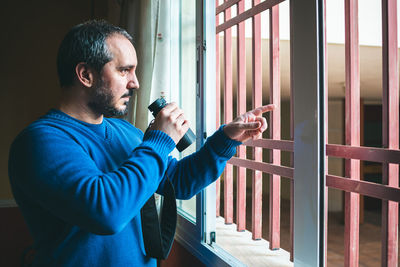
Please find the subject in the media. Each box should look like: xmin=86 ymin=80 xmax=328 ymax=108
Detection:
xmin=117 ymin=65 xmax=136 ymax=70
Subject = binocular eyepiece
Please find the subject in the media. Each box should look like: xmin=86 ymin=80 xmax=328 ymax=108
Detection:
xmin=148 ymin=98 xmax=196 ymax=152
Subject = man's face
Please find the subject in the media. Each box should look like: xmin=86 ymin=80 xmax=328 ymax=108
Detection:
xmin=88 ymin=34 xmax=139 ymax=117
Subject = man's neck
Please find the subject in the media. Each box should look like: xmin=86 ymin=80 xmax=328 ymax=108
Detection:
xmin=59 ymin=87 xmax=103 ymax=125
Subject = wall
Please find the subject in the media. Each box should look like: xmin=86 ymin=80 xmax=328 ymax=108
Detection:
xmin=0 ymin=0 xmax=114 ymax=200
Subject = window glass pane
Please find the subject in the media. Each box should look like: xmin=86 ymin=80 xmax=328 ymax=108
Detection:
xmin=176 ymin=0 xmax=197 ymax=222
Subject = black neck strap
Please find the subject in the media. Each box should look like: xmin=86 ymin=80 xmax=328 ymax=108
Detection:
xmin=140 ymin=178 xmax=177 ymax=260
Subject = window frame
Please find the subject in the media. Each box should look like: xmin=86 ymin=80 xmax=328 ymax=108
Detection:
xmin=175 ymin=0 xmax=328 ymax=266
xmin=173 ymin=0 xmax=244 ymax=266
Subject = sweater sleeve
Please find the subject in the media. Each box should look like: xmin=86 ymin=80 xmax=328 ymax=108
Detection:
xmin=8 ymin=126 xmax=175 ymax=235
xmin=163 ymin=126 xmax=241 ymax=200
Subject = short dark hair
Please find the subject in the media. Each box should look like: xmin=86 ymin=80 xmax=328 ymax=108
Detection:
xmin=57 ymin=20 xmax=132 ymax=88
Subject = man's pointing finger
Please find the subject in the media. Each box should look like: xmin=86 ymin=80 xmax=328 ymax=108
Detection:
xmin=252 ymin=104 xmax=276 ymax=115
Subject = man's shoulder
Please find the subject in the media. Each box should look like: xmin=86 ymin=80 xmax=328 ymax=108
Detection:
xmin=19 ymin=110 xmax=73 ymax=133
xmin=12 ymin=110 xmax=85 ymax=147
xmin=12 ymin=117 xmax=66 ymax=147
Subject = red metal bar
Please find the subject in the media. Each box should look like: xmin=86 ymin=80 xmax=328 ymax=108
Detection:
xmin=344 ymin=0 xmax=360 ymax=265
xmin=216 ymin=0 xmax=286 ymax=33
xmin=229 ymin=157 xmax=294 ymax=179
xmin=216 ymin=1 xmax=221 ymax=218
xmin=225 ymin=163 xmax=400 ymax=203
xmin=244 ymin=139 xmax=293 ymax=151
xmin=327 ymin=144 xmax=400 ymax=163
xmin=236 ymin=0 xmax=247 ymax=232
xmin=223 ymin=2 xmax=234 ymax=224
xmin=327 ymin=175 xmax=400 ymax=203
xmin=269 ymin=4 xmax=281 ymax=250
xmin=216 ymin=0 xmax=240 ymax=15
xmin=251 ymin=0 xmax=262 ymax=240
xmin=381 ymin=0 xmax=399 ymax=265
xmin=246 ymin=140 xmax=400 ymax=161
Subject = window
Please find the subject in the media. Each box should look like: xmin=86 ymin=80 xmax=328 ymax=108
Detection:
xmin=167 ymin=0 xmax=400 ymax=266
xmin=170 ymin=0 xmax=244 ymax=265
xmin=170 ymin=0 xmax=198 ymax=222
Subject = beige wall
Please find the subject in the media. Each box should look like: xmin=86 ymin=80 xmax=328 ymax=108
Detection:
xmin=0 ymin=0 xmax=117 ymax=199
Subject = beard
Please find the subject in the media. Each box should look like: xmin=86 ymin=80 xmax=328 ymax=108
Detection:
xmin=88 ymin=79 xmax=132 ymax=118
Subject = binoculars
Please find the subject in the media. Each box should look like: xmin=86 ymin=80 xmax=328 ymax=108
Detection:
xmin=148 ymin=98 xmax=196 ymax=152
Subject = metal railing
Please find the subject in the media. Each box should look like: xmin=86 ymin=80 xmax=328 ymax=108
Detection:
xmin=215 ymin=0 xmax=400 ymax=265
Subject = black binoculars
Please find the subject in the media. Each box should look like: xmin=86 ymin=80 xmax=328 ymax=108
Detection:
xmin=148 ymin=98 xmax=196 ymax=152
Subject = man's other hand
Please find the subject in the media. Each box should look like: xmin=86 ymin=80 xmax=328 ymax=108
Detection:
xmin=148 ymin=102 xmax=189 ymax=144
xmin=223 ymin=104 xmax=276 ymax=142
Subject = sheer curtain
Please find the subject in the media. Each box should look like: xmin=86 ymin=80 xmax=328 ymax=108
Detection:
xmin=117 ymin=0 xmax=171 ymax=132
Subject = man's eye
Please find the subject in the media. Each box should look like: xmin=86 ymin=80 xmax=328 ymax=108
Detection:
xmin=121 ymin=69 xmax=129 ymax=74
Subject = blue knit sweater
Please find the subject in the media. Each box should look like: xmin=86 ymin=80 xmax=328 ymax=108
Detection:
xmin=8 ymin=109 xmax=240 ymax=267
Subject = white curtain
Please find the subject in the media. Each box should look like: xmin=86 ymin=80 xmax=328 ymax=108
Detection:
xmin=117 ymin=0 xmax=171 ymax=132
xmin=116 ymin=0 xmax=173 ymax=215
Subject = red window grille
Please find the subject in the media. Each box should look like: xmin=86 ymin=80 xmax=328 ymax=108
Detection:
xmin=215 ymin=0 xmax=400 ymax=265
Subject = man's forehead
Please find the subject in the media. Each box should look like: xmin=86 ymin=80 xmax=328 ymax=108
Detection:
xmin=106 ymin=34 xmax=137 ymax=65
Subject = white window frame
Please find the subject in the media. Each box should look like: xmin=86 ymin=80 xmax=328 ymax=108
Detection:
xmin=171 ymin=0 xmax=244 ymax=266
xmin=291 ymin=0 xmax=326 ymax=265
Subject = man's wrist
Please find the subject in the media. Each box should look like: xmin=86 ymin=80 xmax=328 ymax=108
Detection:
xmin=206 ymin=126 xmax=241 ymax=158
xmin=142 ymin=130 xmax=176 ymax=157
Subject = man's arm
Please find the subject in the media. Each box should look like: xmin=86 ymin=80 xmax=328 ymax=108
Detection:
xmin=160 ymin=104 xmax=276 ymax=199
xmin=9 ymin=126 xmax=175 ymax=235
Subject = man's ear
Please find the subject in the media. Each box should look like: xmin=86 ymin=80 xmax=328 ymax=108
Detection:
xmin=75 ymin=62 xmax=95 ymax=88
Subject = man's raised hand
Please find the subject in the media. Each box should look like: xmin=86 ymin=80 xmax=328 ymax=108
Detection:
xmin=223 ymin=104 xmax=276 ymax=142
xmin=148 ymin=102 xmax=190 ymax=144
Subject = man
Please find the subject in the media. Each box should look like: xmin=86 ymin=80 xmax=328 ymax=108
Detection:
xmin=8 ymin=20 xmax=274 ymax=266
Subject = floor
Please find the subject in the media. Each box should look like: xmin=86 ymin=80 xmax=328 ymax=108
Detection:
xmin=216 ymin=217 xmax=293 ymax=267
xmin=218 ymin=192 xmax=398 ymax=266
xmin=326 ymin=210 xmax=394 ymax=267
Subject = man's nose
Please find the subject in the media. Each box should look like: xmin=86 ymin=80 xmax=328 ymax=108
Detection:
xmin=127 ymin=73 xmax=139 ymax=90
